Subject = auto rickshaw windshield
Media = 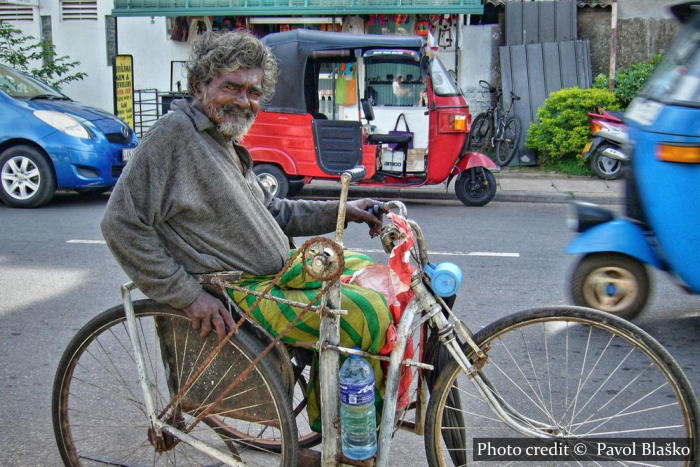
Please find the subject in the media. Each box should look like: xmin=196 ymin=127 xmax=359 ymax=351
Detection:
xmin=430 ymin=58 xmax=460 ymax=96
xmin=640 ymin=15 xmax=700 ymax=107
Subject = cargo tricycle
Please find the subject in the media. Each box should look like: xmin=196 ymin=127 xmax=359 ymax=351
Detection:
xmin=53 ymin=166 xmax=699 ymax=466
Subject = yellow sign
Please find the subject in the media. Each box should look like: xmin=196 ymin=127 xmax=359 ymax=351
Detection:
xmin=114 ymin=55 xmax=134 ymax=130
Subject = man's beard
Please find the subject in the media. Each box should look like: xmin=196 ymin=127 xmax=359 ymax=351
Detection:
xmin=209 ymin=103 xmax=256 ymax=141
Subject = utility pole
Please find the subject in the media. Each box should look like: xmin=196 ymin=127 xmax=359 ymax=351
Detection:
xmin=609 ymin=0 xmax=618 ymax=92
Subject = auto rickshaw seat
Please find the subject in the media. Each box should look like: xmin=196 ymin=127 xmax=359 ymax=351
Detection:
xmin=361 ymin=98 xmax=413 ymax=148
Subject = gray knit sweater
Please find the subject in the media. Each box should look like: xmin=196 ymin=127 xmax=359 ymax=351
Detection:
xmin=101 ymin=99 xmax=339 ymax=309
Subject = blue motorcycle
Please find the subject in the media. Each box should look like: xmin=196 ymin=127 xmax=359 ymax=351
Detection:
xmin=567 ymin=1 xmax=700 ymax=320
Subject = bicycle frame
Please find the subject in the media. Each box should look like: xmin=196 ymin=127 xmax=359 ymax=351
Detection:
xmin=117 ymin=168 xmax=556 ymax=467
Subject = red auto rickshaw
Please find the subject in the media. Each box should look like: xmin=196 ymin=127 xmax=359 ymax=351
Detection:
xmin=243 ymin=29 xmax=499 ymax=206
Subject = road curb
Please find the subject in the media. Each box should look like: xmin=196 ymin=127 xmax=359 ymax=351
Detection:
xmin=298 ymin=185 xmax=623 ymax=205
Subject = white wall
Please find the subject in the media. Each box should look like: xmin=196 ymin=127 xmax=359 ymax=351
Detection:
xmin=5 ymin=2 xmax=117 ymax=112
xmin=117 ymin=16 xmax=190 ymax=93
xmin=457 ymin=24 xmax=500 ymax=115
xmin=4 ymin=5 xmax=189 ymax=113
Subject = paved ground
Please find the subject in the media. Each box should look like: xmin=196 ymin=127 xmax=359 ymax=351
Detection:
xmin=298 ymin=167 xmax=625 ymax=205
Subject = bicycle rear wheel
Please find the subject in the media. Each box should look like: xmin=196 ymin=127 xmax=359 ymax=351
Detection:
xmin=424 ymin=306 xmax=698 ymax=466
xmin=468 ymin=113 xmax=492 ymax=152
xmin=495 ymin=116 xmax=521 ymax=166
xmin=52 ymin=300 xmax=298 ymax=466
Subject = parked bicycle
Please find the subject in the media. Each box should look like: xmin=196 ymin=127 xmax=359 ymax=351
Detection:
xmin=52 ymin=167 xmax=699 ymax=466
xmin=468 ymin=80 xmax=522 ymax=166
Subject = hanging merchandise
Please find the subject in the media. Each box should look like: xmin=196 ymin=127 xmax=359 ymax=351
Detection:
xmin=393 ymin=14 xmax=415 ymax=36
xmin=187 ymin=17 xmax=213 ymax=46
xmin=170 ymin=16 xmax=189 ymax=42
xmin=415 ymin=18 xmax=430 ymax=37
xmin=431 ymin=14 xmax=454 ymax=48
xmin=335 ymin=63 xmax=357 ymax=106
xmin=342 ymin=16 xmax=365 ymax=34
xmin=366 ymin=14 xmax=389 ymax=35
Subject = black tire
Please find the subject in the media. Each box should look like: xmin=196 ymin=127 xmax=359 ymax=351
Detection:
xmin=570 ymin=253 xmax=650 ymax=320
xmin=424 ymin=306 xmax=699 ymax=466
xmin=495 ymin=116 xmax=521 ymax=166
xmin=0 ymin=144 xmax=56 ymax=208
xmin=468 ymin=113 xmax=492 ymax=152
xmin=289 ymin=360 xmax=322 ymax=449
xmin=76 ymin=187 xmax=110 ymax=199
xmin=254 ymin=164 xmax=289 ymax=198
xmin=591 ymin=146 xmax=624 ymax=180
xmin=52 ymin=300 xmax=298 ymax=466
xmin=455 ymin=168 xmax=496 ymax=207
xmin=286 ymin=179 xmax=305 ymax=197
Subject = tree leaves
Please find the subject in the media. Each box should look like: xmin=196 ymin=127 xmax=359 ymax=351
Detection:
xmin=0 ymin=19 xmax=87 ymax=90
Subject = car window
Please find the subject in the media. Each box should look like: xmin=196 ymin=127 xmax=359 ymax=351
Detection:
xmin=0 ymin=65 xmax=65 ymax=99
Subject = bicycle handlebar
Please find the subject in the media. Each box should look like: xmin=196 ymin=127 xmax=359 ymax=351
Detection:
xmin=342 ymin=166 xmax=366 ymax=182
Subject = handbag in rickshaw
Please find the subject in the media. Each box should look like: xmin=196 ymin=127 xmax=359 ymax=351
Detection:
xmin=389 ymin=113 xmax=414 ymax=150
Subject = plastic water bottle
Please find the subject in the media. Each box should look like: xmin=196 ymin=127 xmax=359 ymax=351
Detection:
xmin=339 ymin=352 xmax=377 ymax=460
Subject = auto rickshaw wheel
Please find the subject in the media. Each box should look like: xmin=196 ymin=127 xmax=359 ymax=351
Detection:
xmin=254 ymin=163 xmax=289 ymax=198
xmin=570 ymin=253 xmax=650 ymax=320
xmin=455 ymin=168 xmax=496 ymax=207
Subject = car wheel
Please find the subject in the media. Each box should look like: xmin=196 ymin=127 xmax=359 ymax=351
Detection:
xmin=0 ymin=145 xmax=56 ymax=208
xmin=253 ymin=164 xmax=289 ymax=198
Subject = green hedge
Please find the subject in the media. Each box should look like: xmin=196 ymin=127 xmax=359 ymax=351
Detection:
xmin=593 ymin=54 xmax=662 ymax=108
xmin=526 ymin=87 xmax=620 ymax=167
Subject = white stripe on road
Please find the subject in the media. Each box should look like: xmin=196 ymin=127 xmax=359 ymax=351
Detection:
xmin=349 ymin=248 xmax=520 ymax=258
xmin=66 ymin=241 xmax=520 ymax=258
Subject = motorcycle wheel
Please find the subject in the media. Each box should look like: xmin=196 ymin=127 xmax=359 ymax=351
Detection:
xmin=569 ymin=253 xmax=650 ymax=320
xmin=591 ymin=145 xmax=624 ymax=180
xmin=454 ymin=168 xmax=496 ymax=207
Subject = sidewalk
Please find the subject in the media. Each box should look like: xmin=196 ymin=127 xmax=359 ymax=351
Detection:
xmin=298 ymin=167 xmax=625 ymax=205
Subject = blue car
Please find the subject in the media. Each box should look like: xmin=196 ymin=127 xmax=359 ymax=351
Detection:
xmin=0 ymin=64 xmax=138 ymax=208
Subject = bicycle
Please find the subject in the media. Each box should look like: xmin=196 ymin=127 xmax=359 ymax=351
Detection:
xmin=469 ymin=80 xmax=522 ymax=167
xmin=52 ymin=167 xmax=700 ymax=466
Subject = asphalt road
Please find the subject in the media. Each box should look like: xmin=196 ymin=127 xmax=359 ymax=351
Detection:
xmin=1 ymin=193 xmax=698 ymax=465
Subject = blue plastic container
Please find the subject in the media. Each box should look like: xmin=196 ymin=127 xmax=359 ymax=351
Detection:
xmin=425 ymin=262 xmax=463 ymax=297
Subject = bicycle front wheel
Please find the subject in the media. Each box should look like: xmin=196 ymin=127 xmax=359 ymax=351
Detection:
xmin=468 ymin=113 xmax=492 ymax=152
xmin=52 ymin=300 xmax=298 ymax=466
xmin=495 ymin=116 xmax=521 ymax=166
xmin=424 ymin=306 xmax=698 ymax=466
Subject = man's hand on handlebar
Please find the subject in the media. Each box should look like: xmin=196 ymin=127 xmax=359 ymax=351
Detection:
xmin=346 ymin=198 xmax=385 ymax=238
xmin=182 ymin=290 xmax=235 ymax=341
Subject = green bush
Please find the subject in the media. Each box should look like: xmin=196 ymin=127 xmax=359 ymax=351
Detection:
xmin=526 ymin=87 xmax=620 ymax=167
xmin=593 ymin=54 xmax=662 ymax=108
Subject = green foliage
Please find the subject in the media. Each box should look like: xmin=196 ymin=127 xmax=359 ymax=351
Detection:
xmin=526 ymin=87 xmax=620 ymax=167
xmin=0 ymin=19 xmax=86 ymax=90
xmin=593 ymin=54 xmax=662 ymax=108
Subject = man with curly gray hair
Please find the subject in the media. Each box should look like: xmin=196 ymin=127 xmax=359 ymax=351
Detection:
xmin=186 ymin=30 xmax=278 ymax=141
xmin=102 ymin=29 xmax=383 ymax=341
